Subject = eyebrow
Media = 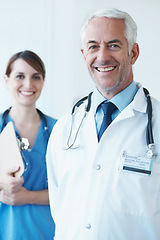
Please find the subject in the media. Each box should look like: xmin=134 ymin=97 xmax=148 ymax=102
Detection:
xmin=87 ymin=40 xmax=97 ymax=45
xmin=33 ymin=73 xmax=41 ymax=75
xmin=108 ymin=39 xmax=122 ymax=45
xmin=15 ymin=72 xmax=41 ymax=75
xmin=87 ymin=39 xmax=122 ymax=45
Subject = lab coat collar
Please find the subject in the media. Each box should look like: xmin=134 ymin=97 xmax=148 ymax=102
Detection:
xmin=132 ymin=83 xmax=147 ymax=113
xmin=93 ymin=81 xmax=138 ymax=115
xmin=112 ymin=84 xmax=147 ymax=124
xmin=112 ymin=82 xmax=147 ymax=115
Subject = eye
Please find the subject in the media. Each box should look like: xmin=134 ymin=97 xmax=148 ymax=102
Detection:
xmin=89 ymin=45 xmax=98 ymax=50
xmin=88 ymin=45 xmax=98 ymax=51
xmin=108 ymin=43 xmax=121 ymax=50
xmin=87 ymin=45 xmax=99 ymax=53
xmin=16 ymin=74 xmax=24 ymax=79
xmin=33 ymin=75 xmax=42 ymax=80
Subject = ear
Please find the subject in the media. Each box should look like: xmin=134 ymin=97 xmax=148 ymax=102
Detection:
xmin=130 ymin=43 xmax=139 ymax=65
xmin=4 ymin=74 xmax=9 ymax=85
xmin=81 ymin=49 xmax=86 ymax=61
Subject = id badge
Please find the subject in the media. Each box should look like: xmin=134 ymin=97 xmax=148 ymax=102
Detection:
xmin=120 ymin=151 xmax=153 ymax=175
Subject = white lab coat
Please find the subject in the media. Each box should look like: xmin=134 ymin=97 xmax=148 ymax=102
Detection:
xmin=47 ymin=85 xmax=160 ymax=240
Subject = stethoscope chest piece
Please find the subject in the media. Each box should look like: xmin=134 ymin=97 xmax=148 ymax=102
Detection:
xmin=146 ymin=144 xmax=157 ymax=158
xmin=17 ymin=137 xmax=29 ymax=151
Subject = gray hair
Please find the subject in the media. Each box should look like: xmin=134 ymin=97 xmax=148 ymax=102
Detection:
xmin=81 ymin=8 xmax=137 ymax=53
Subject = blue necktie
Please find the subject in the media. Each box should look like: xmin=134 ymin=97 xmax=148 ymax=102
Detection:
xmin=98 ymin=101 xmax=117 ymax=141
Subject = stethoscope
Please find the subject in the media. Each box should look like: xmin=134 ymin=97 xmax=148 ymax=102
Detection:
xmin=65 ymin=88 xmax=156 ymax=158
xmin=0 ymin=108 xmax=49 ymax=172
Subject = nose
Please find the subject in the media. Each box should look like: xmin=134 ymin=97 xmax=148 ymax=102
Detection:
xmin=97 ymin=45 xmax=111 ymax=63
xmin=24 ymin=77 xmax=33 ymax=88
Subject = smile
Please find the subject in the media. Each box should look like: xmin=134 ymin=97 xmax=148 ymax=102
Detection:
xmin=20 ymin=91 xmax=34 ymax=96
xmin=96 ymin=66 xmax=116 ymax=72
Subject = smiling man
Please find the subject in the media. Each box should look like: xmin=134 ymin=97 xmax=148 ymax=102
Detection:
xmin=47 ymin=8 xmax=160 ymax=240
xmin=81 ymin=15 xmax=139 ymax=100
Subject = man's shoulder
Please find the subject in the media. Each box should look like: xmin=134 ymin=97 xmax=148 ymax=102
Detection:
xmin=150 ymin=96 xmax=160 ymax=111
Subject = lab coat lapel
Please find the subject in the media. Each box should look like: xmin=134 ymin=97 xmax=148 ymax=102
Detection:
xmin=82 ymin=104 xmax=98 ymax=158
xmin=113 ymin=86 xmax=147 ymax=125
xmin=84 ymin=104 xmax=99 ymax=151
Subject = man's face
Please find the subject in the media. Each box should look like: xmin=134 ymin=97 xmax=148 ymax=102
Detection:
xmin=81 ymin=17 xmax=139 ymax=99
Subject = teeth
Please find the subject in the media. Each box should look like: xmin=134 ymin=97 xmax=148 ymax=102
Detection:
xmin=97 ymin=66 xmax=115 ymax=72
xmin=21 ymin=91 xmax=33 ymax=96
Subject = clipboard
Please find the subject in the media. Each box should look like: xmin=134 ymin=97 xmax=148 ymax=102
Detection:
xmin=0 ymin=121 xmax=24 ymax=177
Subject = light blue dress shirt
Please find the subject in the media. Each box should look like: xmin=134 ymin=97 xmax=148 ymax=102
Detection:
xmin=93 ymin=81 xmax=139 ymax=133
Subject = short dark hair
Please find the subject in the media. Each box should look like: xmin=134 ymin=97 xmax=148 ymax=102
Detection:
xmin=5 ymin=50 xmax=46 ymax=79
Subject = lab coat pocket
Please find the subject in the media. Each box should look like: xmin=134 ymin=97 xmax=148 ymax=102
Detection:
xmin=109 ymin=161 xmax=160 ymax=217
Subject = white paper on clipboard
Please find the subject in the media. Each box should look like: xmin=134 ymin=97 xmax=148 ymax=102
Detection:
xmin=0 ymin=121 xmax=24 ymax=177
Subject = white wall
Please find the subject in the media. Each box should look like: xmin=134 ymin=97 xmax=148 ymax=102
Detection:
xmin=0 ymin=0 xmax=160 ymax=119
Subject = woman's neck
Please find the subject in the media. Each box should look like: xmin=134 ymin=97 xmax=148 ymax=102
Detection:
xmin=9 ymin=105 xmax=40 ymax=125
xmin=8 ymin=105 xmax=41 ymax=149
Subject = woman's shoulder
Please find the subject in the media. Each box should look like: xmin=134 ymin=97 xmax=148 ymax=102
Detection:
xmin=0 ymin=112 xmax=3 ymax=118
xmin=44 ymin=114 xmax=57 ymax=125
xmin=39 ymin=111 xmax=57 ymax=134
xmin=37 ymin=109 xmax=57 ymax=122
xmin=0 ymin=112 xmax=4 ymax=128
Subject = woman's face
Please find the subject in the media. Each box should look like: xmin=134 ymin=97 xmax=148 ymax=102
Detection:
xmin=5 ymin=58 xmax=44 ymax=107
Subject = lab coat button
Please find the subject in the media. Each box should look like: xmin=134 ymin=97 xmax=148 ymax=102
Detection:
xmin=86 ymin=224 xmax=91 ymax=229
xmin=96 ymin=164 xmax=101 ymax=170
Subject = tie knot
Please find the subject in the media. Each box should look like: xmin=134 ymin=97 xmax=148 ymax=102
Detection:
xmin=101 ymin=101 xmax=117 ymax=115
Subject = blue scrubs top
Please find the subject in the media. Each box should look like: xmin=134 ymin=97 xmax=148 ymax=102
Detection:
xmin=0 ymin=111 xmax=57 ymax=240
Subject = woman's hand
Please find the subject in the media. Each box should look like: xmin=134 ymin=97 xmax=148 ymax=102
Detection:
xmin=0 ymin=167 xmax=24 ymax=193
xmin=0 ymin=187 xmax=49 ymax=206
xmin=0 ymin=186 xmax=27 ymax=205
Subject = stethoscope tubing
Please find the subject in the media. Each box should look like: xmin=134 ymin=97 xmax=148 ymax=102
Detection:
xmin=143 ymin=88 xmax=154 ymax=146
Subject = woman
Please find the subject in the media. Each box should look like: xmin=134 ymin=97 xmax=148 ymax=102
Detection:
xmin=0 ymin=50 xmax=56 ymax=240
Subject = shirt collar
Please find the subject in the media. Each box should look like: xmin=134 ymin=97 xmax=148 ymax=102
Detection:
xmin=93 ymin=81 xmax=139 ymax=114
